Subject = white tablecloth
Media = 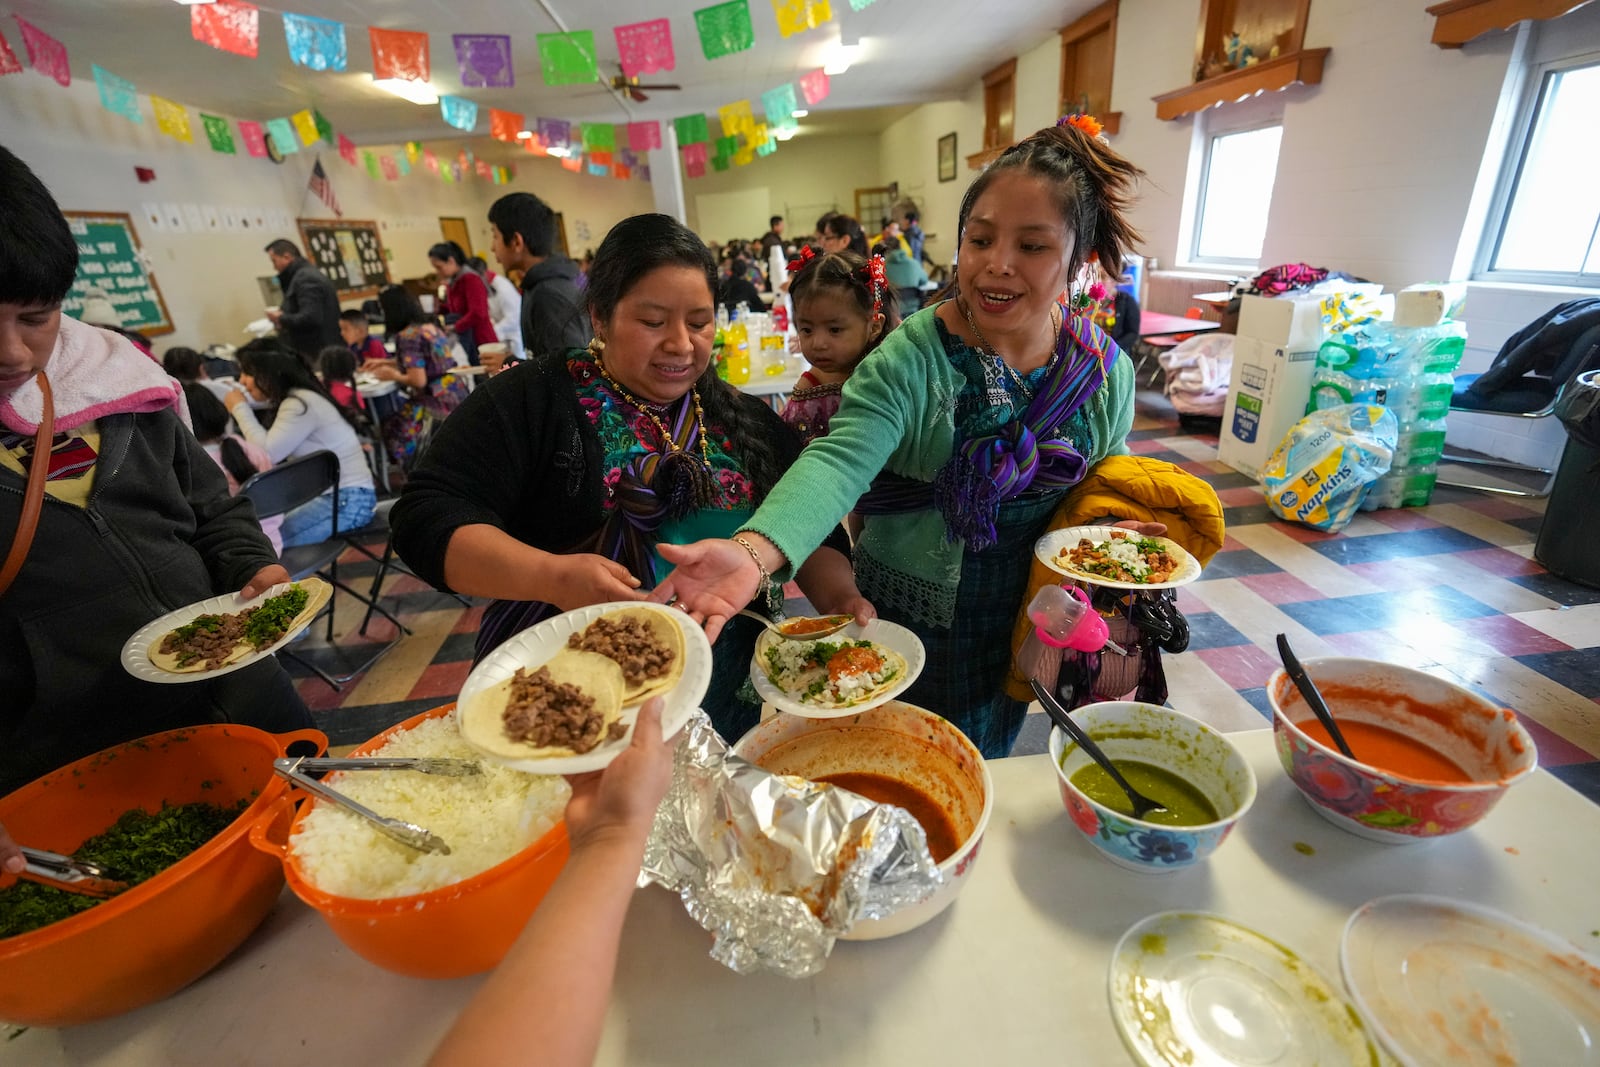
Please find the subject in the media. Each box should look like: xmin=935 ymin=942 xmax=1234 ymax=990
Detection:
xmin=13 ymin=730 xmax=1598 ymax=1064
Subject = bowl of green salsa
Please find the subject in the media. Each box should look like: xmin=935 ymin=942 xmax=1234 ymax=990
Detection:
xmin=1049 ymin=702 xmax=1256 ymax=873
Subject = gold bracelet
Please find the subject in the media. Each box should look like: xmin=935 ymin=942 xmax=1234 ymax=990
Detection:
xmin=733 ymin=534 xmax=782 ymax=616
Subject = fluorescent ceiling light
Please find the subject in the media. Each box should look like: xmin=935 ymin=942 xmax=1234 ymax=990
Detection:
xmin=823 ymin=42 xmax=859 ymax=76
xmin=791 ymin=109 xmax=809 ymax=118
xmin=371 ymin=78 xmax=439 ymax=106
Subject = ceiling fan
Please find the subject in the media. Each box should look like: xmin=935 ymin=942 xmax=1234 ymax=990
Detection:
xmin=608 ymin=66 xmax=681 ymax=102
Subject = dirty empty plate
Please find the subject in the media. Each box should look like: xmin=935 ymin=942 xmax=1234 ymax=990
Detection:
xmin=1341 ymin=894 xmax=1600 ymax=1067
xmin=1110 ymin=911 xmax=1381 ymax=1066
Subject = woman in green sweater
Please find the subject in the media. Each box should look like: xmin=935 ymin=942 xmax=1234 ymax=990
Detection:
xmin=659 ymin=117 xmax=1163 ymax=758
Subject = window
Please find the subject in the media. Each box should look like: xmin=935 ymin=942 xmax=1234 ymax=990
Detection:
xmin=982 ymin=59 xmax=1017 ymax=150
xmin=1481 ymin=56 xmax=1600 ymax=285
xmin=1190 ymin=123 xmax=1283 ymax=265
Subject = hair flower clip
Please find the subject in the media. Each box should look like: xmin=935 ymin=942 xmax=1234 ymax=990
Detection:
xmin=862 ymin=254 xmax=888 ymax=316
xmin=1057 ymin=113 xmax=1104 ymax=139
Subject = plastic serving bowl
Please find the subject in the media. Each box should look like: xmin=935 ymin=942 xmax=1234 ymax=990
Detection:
xmin=732 ymin=700 xmax=993 ymax=940
xmin=0 ymin=723 xmax=326 ymax=1027
xmin=1049 ymin=701 xmax=1256 ymax=873
xmin=250 ymin=704 xmax=571 ymax=979
xmin=1267 ymin=658 xmax=1538 ymax=843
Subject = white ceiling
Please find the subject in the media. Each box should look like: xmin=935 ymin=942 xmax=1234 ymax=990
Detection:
xmin=5 ymin=0 xmax=1091 ymax=144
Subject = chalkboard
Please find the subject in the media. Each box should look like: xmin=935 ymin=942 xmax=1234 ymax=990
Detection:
xmin=296 ymin=218 xmax=389 ymax=298
xmin=61 ymin=212 xmax=174 ymax=336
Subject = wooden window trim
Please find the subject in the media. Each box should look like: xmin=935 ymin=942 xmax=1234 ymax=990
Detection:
xmin=1059 ymin=0 xmax=1122 ymax=135
xmin=1425 ymin=0 xmax=1596 ymax=47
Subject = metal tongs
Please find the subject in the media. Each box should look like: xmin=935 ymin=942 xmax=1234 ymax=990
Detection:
xmin=272 ymin=757 xmax=454 ymax=855
xmin=18 ymin=846 xmax=131 ymax=899
xmin=279 ymin=756 xmax=482 ymax=778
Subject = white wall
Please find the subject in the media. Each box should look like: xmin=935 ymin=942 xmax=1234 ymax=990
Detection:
xmin=1014 ymin=33 xmax=1063 ymax=143
xmin=0 ymin=72 xmax=655 ymax=349
xmin=876 ymin=87 xmax=985 ymax=268
xmin=0 ymin=74 xmax=499 ymax=350
xmin=679 ymin=133 xmax=885 ymax=242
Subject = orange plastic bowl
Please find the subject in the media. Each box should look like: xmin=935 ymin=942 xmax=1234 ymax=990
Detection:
xmin=0 ymin=723 xmax=326 ymax=1027
xmin=251 ymin=704 xmax=571 ymax=979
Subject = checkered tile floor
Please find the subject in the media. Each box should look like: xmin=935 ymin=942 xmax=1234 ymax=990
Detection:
xmin=291 ymin=393 xmax=1600 ymax=805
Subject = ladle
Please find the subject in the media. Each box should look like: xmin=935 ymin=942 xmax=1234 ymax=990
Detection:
xmin=1030 ymin=679 xmax=1168 ymax=821
xmin=734 ymin=609 xmax=854 ymax=641
xmin=1275 ymin=633 xmax=1356 ymax=760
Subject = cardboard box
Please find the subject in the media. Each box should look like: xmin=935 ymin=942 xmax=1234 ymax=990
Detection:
xmin=1236 ymin=286 xmax=1390 ymax=350
xmin=1216 ymin=336 xmax=1322 ymax=480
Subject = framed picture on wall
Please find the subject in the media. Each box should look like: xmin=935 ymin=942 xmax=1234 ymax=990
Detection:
xmin=938 ymin=132 xmax=958 ymax=183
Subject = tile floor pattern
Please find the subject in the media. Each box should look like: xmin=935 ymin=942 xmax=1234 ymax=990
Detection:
xmin=290 ymin=396 xmax=1600 ymax=805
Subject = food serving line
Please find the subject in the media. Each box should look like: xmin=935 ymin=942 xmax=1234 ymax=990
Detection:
xmin=9 ymin=730 xmax=1598 ymax=1065
xmin=7 ymin=531 xmax=1600 ymax=1065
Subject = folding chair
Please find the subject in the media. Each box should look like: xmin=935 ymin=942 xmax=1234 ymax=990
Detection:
xmin=1439 ymin=322 xmax=1600 ymax=498
xmin=240 ymin=451 xmax=411 ymax=689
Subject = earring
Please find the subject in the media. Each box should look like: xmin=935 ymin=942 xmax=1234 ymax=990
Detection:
xmin=587 ymin=335 xmax=607 ymax=357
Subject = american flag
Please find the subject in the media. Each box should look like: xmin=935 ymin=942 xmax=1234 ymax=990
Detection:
xmin=309 ymin=158 xmax=341 ymax=218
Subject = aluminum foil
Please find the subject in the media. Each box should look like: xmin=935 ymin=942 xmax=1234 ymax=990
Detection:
xmin=639 ymin=711 xmax=946 ymax=978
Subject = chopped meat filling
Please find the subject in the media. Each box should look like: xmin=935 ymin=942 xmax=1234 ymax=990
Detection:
xmin=567 ymin=615 xmax=674 ymax=688
xmin=159 ymin=610 xmax=253 ymax=669
xmin=500 ymin=666 xmax=607 ymax=753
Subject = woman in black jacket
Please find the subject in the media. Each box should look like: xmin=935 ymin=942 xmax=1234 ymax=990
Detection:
xmin=391 ymin=214 xmax=868 ymax=740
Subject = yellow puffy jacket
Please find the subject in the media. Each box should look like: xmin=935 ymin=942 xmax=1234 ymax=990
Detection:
xmin=1002 ymin=455 xmax=1225 ymax=703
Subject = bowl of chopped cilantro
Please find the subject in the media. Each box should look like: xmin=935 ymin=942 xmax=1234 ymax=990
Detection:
xmin=0 ymin=722 xmax=325 ymax=1026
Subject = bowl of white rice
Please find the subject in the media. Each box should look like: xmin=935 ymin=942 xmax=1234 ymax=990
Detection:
xmin=250 ymin=704 xmax=572 ymax=978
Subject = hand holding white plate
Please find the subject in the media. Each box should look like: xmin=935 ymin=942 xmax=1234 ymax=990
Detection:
xmin=120 ymin=578 xmax=332 ymax=684
xmin=456 ymin=602 xmax=710 ymax=775
xmin=749 ymin=617 xmax=926 ymax=720
xmin=1036 ymin=524 xmax=1202 ymax=590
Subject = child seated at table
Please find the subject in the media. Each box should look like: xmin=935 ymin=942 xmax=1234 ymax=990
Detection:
xmin=183 ymin=383 xmax=282 ymax=554
xmin=318 ymin=344 xmax=367 ymax=417
xmin=339 ymin=309 xmax=388 ymax=363
xmin=779 ymin=248 xmax=892 ymax=446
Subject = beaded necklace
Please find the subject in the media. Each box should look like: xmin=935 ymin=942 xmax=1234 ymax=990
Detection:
xmin=956 ymin=298 xmax=1064 ymax=400
xmin=595 ymin=358 xmax=712 ymax=468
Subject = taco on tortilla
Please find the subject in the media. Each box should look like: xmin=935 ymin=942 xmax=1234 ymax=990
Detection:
xmin=459 ymin=650 xmax=628 ymax=759
xmin=149 ymin=579 xmax=330 ymax=674
xmin=757 ymin=633 xmax=909 ymax=710
xmin=1054 ymin=531 xmax=1190 ymax=585
xmin=565 ymin=606 xmax=685 ymax=705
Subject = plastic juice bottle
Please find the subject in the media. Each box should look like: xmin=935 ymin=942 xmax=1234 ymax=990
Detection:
xmin=762 ymin=315 xmax=787 ymax=375
xmin=713 ymin=307 xmax=730 ymax=380
xmin=725 ymin=308 xmax=751 ymax=385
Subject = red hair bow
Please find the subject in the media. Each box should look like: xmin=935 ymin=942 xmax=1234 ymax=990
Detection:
xmin=786 ymin=244 xmax=817 ymax=276
xmin=862 ymin=254 xmax=887 ymax=317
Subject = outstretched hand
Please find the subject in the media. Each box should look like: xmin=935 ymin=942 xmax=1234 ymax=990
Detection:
xmin=544 ymin=554 xmax=645 ymax=612
xmin=562 ymin=699 xmax=679 ymax=853
xmin=651 ymin=540 xmax=761 ymax=643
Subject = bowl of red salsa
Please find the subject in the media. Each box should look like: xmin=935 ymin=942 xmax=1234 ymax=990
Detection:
xmin=1267 ymin=658 xmax=1538 ymax=843
xmin=732 ymin=700 xmax=992 ymax=939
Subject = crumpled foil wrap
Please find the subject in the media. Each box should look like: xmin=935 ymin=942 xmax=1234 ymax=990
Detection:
xmin=639 ymin=711 xmax=946 ymax=978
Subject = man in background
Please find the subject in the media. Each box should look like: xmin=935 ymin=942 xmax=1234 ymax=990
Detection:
xmin=760 ymin=215 xmax=785 ymax=257
xmin=264 ymin=238 xmax=341 ymax=366
xmin=487 ymin=193 xmax=589 ymax=371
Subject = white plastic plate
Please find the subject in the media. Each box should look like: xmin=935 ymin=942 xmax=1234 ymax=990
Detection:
xmin=1110 ymin=911 xmax=1381 ymax=1066
xmin=456 ymin=602 xmax=710 ymax=775
xmin=119 ymin=578 xmax=332 ymax=685
xmin=1342 ymin=894 xmax=1600 ymax=1067
xmin=749 ymin=617 xmax=926 ymax=720
xmin=1035 ymin=524 xmax=1203 ymax=590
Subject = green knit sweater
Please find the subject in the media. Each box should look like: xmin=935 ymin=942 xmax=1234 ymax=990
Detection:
xmin=741 ymin=305 xmax=1135 ymax=625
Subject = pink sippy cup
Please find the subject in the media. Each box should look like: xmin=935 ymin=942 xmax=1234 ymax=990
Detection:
xmin=1027 ymin=583 xmax=1113 ymax=652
